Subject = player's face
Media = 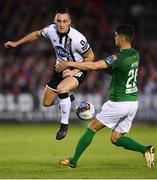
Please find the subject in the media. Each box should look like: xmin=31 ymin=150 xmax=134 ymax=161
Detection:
xmin=114 ymin=32 xmax=122 ymax=47
xmin=54 ymin=13 xmax=71 ymax=33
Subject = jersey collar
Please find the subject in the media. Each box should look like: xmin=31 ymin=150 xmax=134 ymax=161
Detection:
xmin=57 ymin=28 xmax=70 ymax=37
xmin=121 ymin=48 xmax=133 ymax=52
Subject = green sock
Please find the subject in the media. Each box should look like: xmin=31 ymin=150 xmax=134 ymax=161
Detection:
xmin=70 ymin=128 xmax=95 ymax=165
xmin=114 ymin=136 xmax=147 ymax=154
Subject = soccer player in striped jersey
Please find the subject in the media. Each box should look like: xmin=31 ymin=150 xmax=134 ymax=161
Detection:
xmin=4 ymin=8 xmax=94 ymax=140
xmin=56 ymin=24 xmax=155 ymax=168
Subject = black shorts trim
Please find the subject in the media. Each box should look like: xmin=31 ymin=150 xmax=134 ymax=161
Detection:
xmin=73 ymin=71 xmax=87 ymax=84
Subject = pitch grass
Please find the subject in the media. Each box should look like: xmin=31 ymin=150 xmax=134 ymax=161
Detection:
xmin=0 ymin=123 xmax=156 ymax=179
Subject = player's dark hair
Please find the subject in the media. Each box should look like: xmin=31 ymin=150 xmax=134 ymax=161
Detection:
xmin=54 ymin=7 xmax=70 ymax=16
xmin=116 ymin=24 xmax=134 ymax=42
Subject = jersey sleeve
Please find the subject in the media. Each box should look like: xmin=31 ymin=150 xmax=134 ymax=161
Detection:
xmin=41 ymin=25 xmax=51 ymax=38
xmin=74 ymin=33 xmax=91 ymax=54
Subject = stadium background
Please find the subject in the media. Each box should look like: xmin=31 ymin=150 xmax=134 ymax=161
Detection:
xmin=0 ymin=0 xmax=157 ymax=179
xmin=1 ymin=0 xmax=157 ymax=123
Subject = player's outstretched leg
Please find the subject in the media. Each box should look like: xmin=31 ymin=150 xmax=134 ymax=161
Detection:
xmin=112 ymin=135 xmax=155 ymax=168
xmin=56 ymin=94 xmax=75 ymax=140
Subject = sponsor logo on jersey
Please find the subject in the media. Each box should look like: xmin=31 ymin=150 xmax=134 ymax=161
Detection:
xmin=65 ymin=42 xmax=71 ymax=49
xmin=54 ymin=46 xmax=70 ymax=58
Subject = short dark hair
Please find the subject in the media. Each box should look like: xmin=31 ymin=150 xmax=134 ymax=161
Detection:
xmin=116 ymin=24 xmax=134 ymax=42
xmin=54 ymin=7 xmax=70 ymax=16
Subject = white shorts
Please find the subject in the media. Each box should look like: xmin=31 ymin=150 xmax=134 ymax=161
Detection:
xmin=96 ymin=100 xmax=138 ymax=133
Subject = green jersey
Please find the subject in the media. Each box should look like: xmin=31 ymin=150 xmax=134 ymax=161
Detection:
xmin=105 ymin=48 xmax=140 ymax=102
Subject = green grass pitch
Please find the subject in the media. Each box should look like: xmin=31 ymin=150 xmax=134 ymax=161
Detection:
xmin=0 ymin=123 xmax=157 ymax=179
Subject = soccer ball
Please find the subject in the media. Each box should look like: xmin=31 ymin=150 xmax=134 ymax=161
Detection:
xmin=76 ymin=101 xmax=95 ymax=121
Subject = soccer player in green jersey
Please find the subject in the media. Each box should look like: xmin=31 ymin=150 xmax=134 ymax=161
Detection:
xmin=55 ymin=24 xmax=155 ymax=168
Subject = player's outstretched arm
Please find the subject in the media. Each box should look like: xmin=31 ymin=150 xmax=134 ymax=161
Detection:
xmin=55 ymin=55 xmax=117 ymax=72
xmin=55 ymin=59 xmax=108 ymax=72
xmin=4 ymin=30 xmax=42 ymax=48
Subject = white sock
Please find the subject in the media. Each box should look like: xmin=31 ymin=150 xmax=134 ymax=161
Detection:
xmin=59 ymin=97 xmax=71 ymax=124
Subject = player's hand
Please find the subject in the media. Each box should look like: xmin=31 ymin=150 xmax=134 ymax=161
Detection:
xmin=55 ymin=60 xmax=68 ymax=72
xmin=62 ymin=69 xmax=76 ymax=78
xmin=4 ymin=41 xmax=18 ymax=48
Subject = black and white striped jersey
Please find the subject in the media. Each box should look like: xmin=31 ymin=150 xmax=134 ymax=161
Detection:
xmin=41 ymin=24 xmax=91 ymax=64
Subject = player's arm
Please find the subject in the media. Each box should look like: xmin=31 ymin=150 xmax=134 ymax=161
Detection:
xmin=82 ymin=48 xmax=94 ymax=62
xmin=4 ymin=30 xmax=42 ymax=48
xmin=55 ymin=55 xmax=117 ymax=72
xmin=57 ymin=60 xmax=108 ymax=71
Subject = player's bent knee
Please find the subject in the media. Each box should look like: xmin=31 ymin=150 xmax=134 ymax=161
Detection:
xmin=42 ymin=99 xmax=53 ymax=107
xmin=110 ymin=135 xmax=120 ymax=145
xmin=57 ymin=86 xmax=67 ymax=94
xmin=110 ymin=136 xmax=116 ymax=144
xmin=42 ymin=101 xmax=50 ymax=107
xmin=110 ymin=130 xmax=123 ymax=145
xmin=88 ymin=118 xmax=104 ymax=132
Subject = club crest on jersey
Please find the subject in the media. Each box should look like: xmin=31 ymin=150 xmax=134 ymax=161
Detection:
xmin=65 ymin=43 xmax=71 ymax=49
xmin=65 ymin=37 xmax=71 ymax=49
xmin=54 ymin=46 xmax=70 ymax=58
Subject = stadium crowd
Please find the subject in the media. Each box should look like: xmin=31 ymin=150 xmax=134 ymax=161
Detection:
xmin=1 ymin=0 xmax=157 ymax=96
